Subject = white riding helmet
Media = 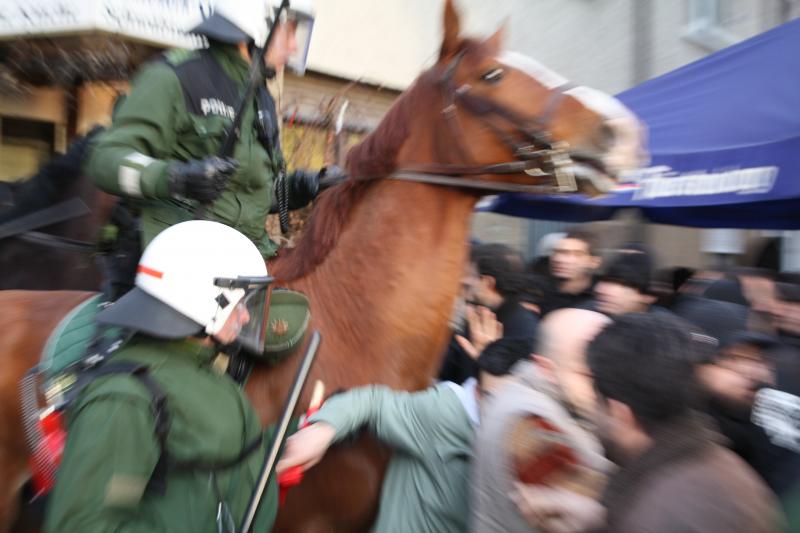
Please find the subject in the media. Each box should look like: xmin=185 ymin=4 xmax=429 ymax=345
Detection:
xmin=97 ymin=221 xmax=272 ymax=353
xmin=191 ymin=0 xmax=315 ymax=74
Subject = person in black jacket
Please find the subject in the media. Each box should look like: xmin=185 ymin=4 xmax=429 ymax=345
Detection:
xmin=539 ymin=228 xmax=602 ymax=316
xmin=438 ymin=243 xmax=540 ymax=383
xmin=594 ymin=245 xmax=656 ymax=316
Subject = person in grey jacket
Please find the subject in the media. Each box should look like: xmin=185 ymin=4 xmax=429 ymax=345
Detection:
xmin=470 ymin=308 xmax=612 ymax=533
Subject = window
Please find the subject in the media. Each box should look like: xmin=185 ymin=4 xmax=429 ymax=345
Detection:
xmin=688 ymin=0 xmax=721 ymax=28
xmin=0 ymin=117 xmax=55 ymax=182
xmin=684 ymin=0 xmax=736 ymax=51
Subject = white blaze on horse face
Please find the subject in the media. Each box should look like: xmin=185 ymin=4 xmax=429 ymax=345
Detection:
xmin=498 ymin=51 xmax=569 ymax=89
xmin=564 ymin=85 xmax=649 ymax=174
xmin=497 ymin=51 xmax=649 ymax=175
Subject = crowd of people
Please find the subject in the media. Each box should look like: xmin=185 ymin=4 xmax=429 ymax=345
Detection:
xmin=278 ymin=226 xmax=800 ymax=532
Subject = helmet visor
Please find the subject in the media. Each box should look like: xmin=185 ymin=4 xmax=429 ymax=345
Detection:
xmin=286 ymin=15 xmax=314 ymax=75
xmin=231 ymin=286 xmax=270 ymax=354
xmin=212 ymin=275 xmax=274 ymax=354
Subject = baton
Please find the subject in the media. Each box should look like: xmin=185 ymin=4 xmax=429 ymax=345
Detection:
xmin=239 ymin=330 xmax=321 ymax=533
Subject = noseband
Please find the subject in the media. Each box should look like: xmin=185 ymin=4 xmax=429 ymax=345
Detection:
xmin=388 ymin=50 xmax=579 ymax=195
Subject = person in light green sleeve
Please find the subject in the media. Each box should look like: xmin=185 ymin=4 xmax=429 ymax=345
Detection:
xmin=275 ymin=305 xmax=532 ymax=533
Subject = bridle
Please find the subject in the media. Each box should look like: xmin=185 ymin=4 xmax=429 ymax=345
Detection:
xmin=387 ymin=50 xmax=580 ymax=194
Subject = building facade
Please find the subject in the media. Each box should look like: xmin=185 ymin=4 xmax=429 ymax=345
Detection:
xmin=1 ymin=0 xmax=798 ymax=268
xmin=0 ymin=0 xmax=408 ymax=183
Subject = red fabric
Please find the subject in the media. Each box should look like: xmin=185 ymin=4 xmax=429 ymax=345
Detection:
xmin=30 ymin=409 xmax=67 ymax=497
xmin=515 ymin=416 xmax=579 ymax=485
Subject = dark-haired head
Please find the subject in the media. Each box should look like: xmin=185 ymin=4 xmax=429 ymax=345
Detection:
xmin=564 ymin=227 xmax=598 ymax=257
xmin=594 ymin=248 xmax=656 ymax=316
xmin=467 ymin=243 xmax=533 ymax=304
xmin=588 ymin=313 xmax=703 ymax=436
xmin=599 ymin=248 xmax=652 ymax=294
xmin=550 ymin=227 xmax=602 ymax=289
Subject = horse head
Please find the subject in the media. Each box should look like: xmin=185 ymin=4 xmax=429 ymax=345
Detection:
xmin=355 ymin=0 xmax=647 ymax=197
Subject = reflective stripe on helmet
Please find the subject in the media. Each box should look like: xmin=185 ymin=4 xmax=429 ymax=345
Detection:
xmin=137 ymin=265 xmax=164 ymax=279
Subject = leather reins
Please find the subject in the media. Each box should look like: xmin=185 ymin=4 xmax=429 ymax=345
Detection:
xmin=387 ymin=50 xmax=580 ymax=194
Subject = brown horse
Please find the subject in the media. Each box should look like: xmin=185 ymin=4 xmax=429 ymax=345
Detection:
xmin=0 ymin=2 xmax=645 ymax=531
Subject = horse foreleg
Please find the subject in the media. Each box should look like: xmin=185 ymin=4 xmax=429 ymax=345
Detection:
xmin=273 ymin=437 xmax=390 ymax=532
xmin=0 ymin=459 xmax=28 ymax=533
xmin=0 ymin=291 xmax=101 ymax=532
xmin=0 ymin=401 xmax=31 ymax=533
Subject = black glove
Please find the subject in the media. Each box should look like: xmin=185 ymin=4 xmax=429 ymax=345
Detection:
xmin=290 ymin=165 xmax=348 ymax=205
xmin=168 ymin=156 xmax=239 ymax=203
xmin=288 ymin=169 xmax=320 ymax=208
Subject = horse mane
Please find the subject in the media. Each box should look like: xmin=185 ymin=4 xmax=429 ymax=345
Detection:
xmin=271 ymin=70 xmax=438 ymax=281
xmin=270 ymin=40 xmax=494 ymax=282
xmin=345 ymin=70 xmax=432 ymax=179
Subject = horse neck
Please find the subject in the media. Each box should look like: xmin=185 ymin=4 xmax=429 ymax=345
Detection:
xmin=248 ymin=181 xmax=475 ymax=421
xmin=297 ymin=78 xmax=480 ymax=385
xmin=246 ymin=75 xmax=478 ymax=421
xmin=295 ymin=179 xmax=475 ymax=387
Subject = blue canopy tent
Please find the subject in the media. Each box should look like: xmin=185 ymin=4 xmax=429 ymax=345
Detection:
xmin=482 ymin=18 xmax=800 ymax=229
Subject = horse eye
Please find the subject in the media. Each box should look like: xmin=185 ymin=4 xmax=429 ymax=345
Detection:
xmin=480 ymin=68 xmax=504 ymax=83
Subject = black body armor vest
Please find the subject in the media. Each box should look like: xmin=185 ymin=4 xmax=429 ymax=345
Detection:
xmin=166 ymin=49 xmax=282 ymax=157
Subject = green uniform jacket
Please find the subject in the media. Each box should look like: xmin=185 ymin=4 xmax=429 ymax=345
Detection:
xmin=86 ymin=43 xmax=283 ymax=257
xmin=44 ymin=337 xmax=277 ymax=533
xmin=309 ymin=382 xmax=478 ymax=533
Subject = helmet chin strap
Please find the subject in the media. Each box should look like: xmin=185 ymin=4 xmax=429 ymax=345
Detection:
xmin=213 ymin=338 xmax=254 ymax=385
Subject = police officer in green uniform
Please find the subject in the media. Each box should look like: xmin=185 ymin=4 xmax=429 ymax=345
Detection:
xmin=45 ymin=220 xmax=280 ymax=532
xmin=87 ymin=0 xmax=333 ymax=298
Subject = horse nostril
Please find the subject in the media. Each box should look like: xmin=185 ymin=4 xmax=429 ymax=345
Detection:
xmin=595 ymin=123 xmax=617 ymax=152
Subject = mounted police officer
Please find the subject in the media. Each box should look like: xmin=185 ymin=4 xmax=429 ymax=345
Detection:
xmin=45 ymin=220 xmax=280 ymax=532
xmin=87 ymin=0 xmax=336 ymax=300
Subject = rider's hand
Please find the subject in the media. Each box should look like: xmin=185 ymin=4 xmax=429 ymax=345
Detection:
xmin=276 ymin=422 xmax=337 ymax=475
xmin=168 ymin=156 xmax=239 ymax=203
xmin=288 ymin=170 xmax=320 ymax=205
xmin=283 ymin=166 xmax=347 ymax=210
xmin=456 ymin=305 xmax=503 ymax=360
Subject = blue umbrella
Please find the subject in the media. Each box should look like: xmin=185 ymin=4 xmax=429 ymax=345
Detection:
xmin=483 ymin=18 xmax=800 ymax=229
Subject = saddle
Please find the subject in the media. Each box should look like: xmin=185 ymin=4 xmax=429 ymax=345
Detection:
xmin=40 ymin=288 xmax=311 ymax=399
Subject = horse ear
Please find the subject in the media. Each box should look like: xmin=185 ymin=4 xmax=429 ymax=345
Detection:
xmin=440 ymin=0 xmax=462 ymax=59
xmin=484 ymin=23 xmax=506 ymax=56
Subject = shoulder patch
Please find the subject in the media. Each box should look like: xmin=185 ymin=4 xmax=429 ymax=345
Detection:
xmin=163 ymin=48 xmax=201 ymax=66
